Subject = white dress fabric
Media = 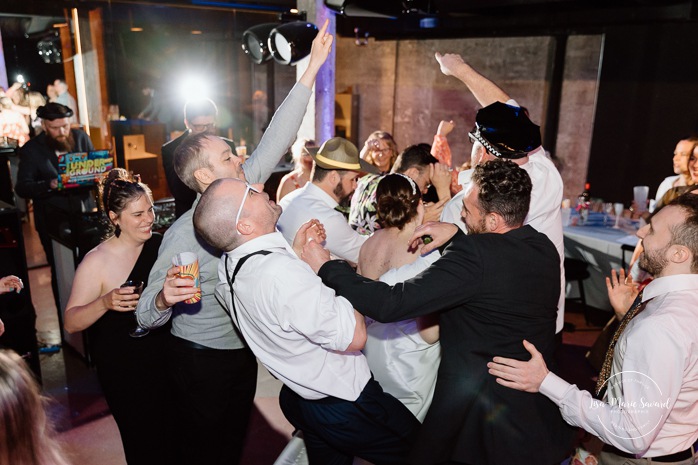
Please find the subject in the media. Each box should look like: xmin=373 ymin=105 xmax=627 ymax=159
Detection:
xmin=362 ymin=250 xmax=441 ymax=422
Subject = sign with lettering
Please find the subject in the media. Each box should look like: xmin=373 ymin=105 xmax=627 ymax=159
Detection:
xmin=57 ymin=151 xmax=114 ymax=189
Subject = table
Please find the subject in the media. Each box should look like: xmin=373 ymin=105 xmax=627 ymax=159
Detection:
xmin=563 ymin=212 xmax=639 ymax=311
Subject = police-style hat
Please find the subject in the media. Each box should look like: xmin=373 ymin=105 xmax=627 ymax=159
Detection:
xmin=469 ymin=102 xmax=541 ymax=160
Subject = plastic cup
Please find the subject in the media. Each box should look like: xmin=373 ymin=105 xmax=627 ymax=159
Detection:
xmin=172 ymin=252 xmax=201 ymax=304
xmin=633 ymin=186 xmax=650 ymax=213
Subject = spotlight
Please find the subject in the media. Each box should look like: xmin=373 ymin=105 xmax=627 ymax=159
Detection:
xmin=268 ymin=22 xmax=318 ymax=66
xmin=37 ymin=38 xmax=62 ymax=64
xmin=324 ymin=0 xmax=401 ymax=18
xmin=241 ymin=23 xmax=277 ymax=64
xmin=178 ymin=75 xmax=210 ymax=102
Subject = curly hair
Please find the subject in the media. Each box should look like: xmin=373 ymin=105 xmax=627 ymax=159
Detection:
xmin=376 ymin=174 xmax=421 ymax=230
xmin=471 ymin=159 xmax=532 ymax=227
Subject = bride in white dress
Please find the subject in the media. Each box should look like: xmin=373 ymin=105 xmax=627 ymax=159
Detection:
xmin=357 ymin=173 xmax=441 ymax=422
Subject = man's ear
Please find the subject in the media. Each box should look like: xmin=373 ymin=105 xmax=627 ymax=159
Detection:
xmin=669 ymin=244 xmax=691 ymax=266
xmin=236 ymin=217 xmax=254 ymax=236
xmin=193 ymin=168 xmax=214 ymax=187
xmin=486 ymin=212 xmax=501 ymax=232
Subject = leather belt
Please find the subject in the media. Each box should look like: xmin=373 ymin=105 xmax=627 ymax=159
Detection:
xmin=602 ymin=444 xmax=694 ymax=463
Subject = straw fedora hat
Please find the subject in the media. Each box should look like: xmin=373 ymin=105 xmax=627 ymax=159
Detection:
xmin=312 ymin=137 xmax=379 ymax=174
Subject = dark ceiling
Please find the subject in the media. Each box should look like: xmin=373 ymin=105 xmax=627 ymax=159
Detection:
xmin=1 ymin=0 xmax=696 ymax=40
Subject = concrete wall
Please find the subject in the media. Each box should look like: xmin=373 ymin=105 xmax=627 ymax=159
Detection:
xmin=336 ymin=33 xmax=603 ymax=200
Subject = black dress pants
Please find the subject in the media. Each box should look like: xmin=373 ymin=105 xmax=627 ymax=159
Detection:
xmin=168 ymin=337 xmax=258 ymax=465
xmin=279 ymin=377 xmax=420 ymax=465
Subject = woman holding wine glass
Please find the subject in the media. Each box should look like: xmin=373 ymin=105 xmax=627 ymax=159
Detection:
xmin=64 ymin=168 xmax=176 ymax=465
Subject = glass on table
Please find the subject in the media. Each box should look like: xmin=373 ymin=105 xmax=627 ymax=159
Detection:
xmin=603 ymin=202 xmax=614 ymax=226
xmin=613 ymin=202 xmax=624 ymax=229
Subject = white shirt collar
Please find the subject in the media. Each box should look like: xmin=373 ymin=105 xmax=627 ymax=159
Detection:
xmin=641 ymin=273 xmax=698 ymax=302
xmin=304 ymin=182 xmax=339 ymax=209
xmin=226 ymin=231 xmax=294 ymax=259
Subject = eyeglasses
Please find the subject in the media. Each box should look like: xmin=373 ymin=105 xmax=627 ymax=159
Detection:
xmin=234 ymin=183 xmax=261 ymax=234
xmin=190 ymin=122 xmax=216 ymax=132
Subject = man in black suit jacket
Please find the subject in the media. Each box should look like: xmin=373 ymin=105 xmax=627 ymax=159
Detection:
xmin=162 ymin=98 xmax=237 ymax=217
xmin=16 ymin=103 xmax=95 ymax=310
xmin=302 ymin=160 xmax=574 ymax=465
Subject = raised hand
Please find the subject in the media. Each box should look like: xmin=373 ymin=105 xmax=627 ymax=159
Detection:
xmin=299 ymin=19 xmax=334 ymax=88
xmin=437 ymin=120 xmax=456 ymax=137
xmin=435 ymin=52 xmax=466 ymax=77
xmin=606 ymin=268 xmax=639 ymax=320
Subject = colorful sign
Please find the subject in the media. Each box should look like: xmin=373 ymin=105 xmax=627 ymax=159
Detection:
xmin=57 ymin=151 xmax=114 ymax=189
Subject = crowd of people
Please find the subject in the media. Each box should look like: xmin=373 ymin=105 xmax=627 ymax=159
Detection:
xmin=1 ymin=19 xmax=698 ymax=465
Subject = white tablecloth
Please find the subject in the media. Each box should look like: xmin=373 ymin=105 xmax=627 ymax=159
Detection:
xmin=563 ymin=213 xmax=639 ymax=311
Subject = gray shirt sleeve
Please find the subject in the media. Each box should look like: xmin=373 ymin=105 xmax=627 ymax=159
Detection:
xmin=136 ymin=221 xmax=181 ymax=328
xmin=242 ymin=82 xmax=312 ymax=184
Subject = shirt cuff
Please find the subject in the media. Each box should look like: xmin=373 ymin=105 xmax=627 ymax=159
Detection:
xmin=539 ymin=372 xmax=573 ymax=405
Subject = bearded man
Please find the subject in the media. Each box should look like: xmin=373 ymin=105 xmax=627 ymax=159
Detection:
xmin=16 ymin=102 xmax=94 ymax=309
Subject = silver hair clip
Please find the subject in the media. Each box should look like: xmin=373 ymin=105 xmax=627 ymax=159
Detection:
xmin=395 ymin=173 xmax=417 ymax=195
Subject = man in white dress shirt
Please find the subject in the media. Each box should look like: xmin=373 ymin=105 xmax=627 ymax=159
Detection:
xmin=488 ymin=193 xmax=698 ymax=465
xmin=193 ymin=178 xmax=420 ymax=465
xmin=278 ymin=137 xmax=377 ymax=265
xmin=436 ymin=52 xmax=566 ymax=336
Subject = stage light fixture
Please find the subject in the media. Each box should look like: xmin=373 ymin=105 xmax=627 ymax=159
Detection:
xmin=324 ymin=0 xmax=401 ymax=18
xmin=268 ymin=22 xmax=318 ymax=66
xmin=241 ymin=23 xmax=277 ymax=64
xmin=37 ymin=38 xmax=62 ymax=64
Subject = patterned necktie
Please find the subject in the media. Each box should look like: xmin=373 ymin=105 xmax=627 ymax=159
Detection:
xmin=595 ymin=291 xmax=645 ymax=396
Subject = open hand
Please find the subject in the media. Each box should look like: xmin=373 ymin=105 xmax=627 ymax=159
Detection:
xmin=487 ymin=340 xmax=549 ymax=393
xmin=606 ymin=268 xmax=639 ymax=320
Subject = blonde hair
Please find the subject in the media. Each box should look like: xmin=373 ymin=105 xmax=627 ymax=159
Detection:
xmin=0 ymin=350 xmax=70 ymax=465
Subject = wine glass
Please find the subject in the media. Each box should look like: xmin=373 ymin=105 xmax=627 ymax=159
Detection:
xmin=121 ymin=280 xmax=149 ymax=338
xmin=603 ymin=202 xmax=614 ymax=226
xmin=613 ymin=203 xmax=624 ymax=229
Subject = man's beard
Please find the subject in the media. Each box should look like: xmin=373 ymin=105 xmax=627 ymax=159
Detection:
xmin=638 ymin=244 xmax=669 ymax=277
xmin=463 ymin=215 xmax=487 ymax=235
xmin=46 ymin=131 xmax=75 ymax=153
xmin=333 ymin=182 xmax=353 ymax=209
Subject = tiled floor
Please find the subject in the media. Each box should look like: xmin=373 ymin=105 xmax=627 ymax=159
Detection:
xmin=22 ymin=210 xmax=607 ymax=464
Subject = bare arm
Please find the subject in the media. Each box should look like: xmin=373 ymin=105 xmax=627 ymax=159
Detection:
xmin=64 ymin=255 xmax=139 ymax=333
xmin=435 ymin=53 xmax=510 ymax=106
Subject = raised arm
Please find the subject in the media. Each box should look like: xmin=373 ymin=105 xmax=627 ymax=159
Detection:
xmin=435 ymin=53 xmax=510 ymax=106
xmin=243 ymin=20 xmax=334 ymax=185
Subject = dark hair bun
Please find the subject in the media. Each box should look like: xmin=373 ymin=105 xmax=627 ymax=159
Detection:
xmin=375 ymin=174 xmax=421 ymax=230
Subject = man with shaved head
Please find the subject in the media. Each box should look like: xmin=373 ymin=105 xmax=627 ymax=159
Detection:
xmin=193 ymin=177 xmax=419 ymax=465
xmin=135 ymin=23 xmax=333 ymax=465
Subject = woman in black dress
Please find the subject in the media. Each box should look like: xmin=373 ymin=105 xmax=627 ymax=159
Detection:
xmin=64 ymin=168 xmax=176 ymax=464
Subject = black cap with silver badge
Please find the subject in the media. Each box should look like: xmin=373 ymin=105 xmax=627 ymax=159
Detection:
xmin=469 ymin=102 xmax=541 ymax=160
